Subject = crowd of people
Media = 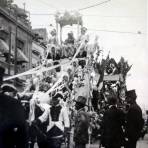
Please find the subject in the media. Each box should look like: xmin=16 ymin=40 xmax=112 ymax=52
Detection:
xmin=0 ymin=26 xmax=147 ymax=148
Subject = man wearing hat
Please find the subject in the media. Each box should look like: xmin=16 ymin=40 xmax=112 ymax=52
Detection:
xmin=125 ymin=89 xmax=144 ymax=148
xmin=36 ymin=92 xmax=70 ymax=148
xmin=73 ymin=96 xmax=90 ymax=148
xmin=0 ymin=66 xmax=27 ymax=148
xmin=100 ymin=96 xmax=125 ymax=148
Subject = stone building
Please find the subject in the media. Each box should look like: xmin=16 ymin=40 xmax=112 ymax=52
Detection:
xmin=0 ymin=6 xmax=34 ymax=76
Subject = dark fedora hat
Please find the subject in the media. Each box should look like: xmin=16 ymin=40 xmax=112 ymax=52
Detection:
xmin=126 ymin=89 xmax=137 ymax=100
xmin=75 ymin=96 xmax=87 ymax=106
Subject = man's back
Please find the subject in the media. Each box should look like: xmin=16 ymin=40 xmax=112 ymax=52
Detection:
xmin=126 ymin=102 xmax=144 ymax=140
xmin=74 ymin=109 xmax=90 ymax=144
xmin=101 ymin=106 xmax=125 ymax=147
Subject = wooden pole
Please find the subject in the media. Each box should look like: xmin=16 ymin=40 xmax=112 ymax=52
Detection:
xmin=77 ymin=20 xmax=80 ymax=39
xmin=56 ymin=22 xmax=59 ymax=44
xmin=60 ymin=26 xmax=62 ymax=45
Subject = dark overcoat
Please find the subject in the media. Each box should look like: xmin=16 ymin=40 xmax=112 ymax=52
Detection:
xmin=74 ymin=108 xmax=90 ymax=144
xmin=126 ymin=102 xmax=144 ymax=141
xmin=101 ymin=105 xmax=125 ymax=147
xmin=0 ymin=93 xmax=27 ymax=148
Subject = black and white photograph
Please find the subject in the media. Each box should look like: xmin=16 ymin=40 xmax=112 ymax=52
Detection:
xmin=0 ymin=0 xmax=148 ymax=148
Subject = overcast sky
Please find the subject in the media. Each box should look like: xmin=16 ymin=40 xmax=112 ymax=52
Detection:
xmin=13 ymin=0 xmax=148 ymax=110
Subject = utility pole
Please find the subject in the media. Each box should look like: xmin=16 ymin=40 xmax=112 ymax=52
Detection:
xmin=60 ymin=26 xmax=62 ymax=44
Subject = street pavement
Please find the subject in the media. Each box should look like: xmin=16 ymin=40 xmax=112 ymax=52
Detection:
xmin=137 ymin=134 xmax=148 ymax=148
xmin=85 ymin=134 xmax=148 ymax=148
xmin=35 ymin=134 xmax=148 ymax=148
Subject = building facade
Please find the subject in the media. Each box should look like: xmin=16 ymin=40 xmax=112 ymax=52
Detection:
xmin=0 ymin=6 xmax=34 ymax=76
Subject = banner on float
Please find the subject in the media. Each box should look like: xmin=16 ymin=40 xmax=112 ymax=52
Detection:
xmin=103 ymin=74 xmax=123 ymax=81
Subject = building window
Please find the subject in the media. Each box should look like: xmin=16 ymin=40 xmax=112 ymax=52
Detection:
xmin=0 ymin=30 xmax=8 ymax=41
xmin=16 ymin=39 xmax=24 ymax=51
